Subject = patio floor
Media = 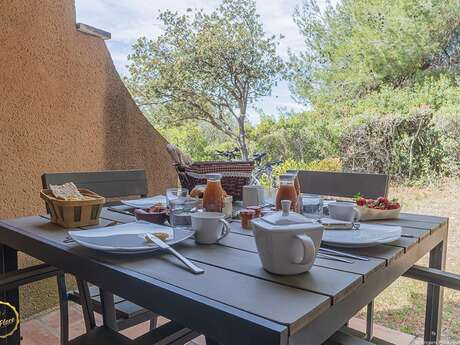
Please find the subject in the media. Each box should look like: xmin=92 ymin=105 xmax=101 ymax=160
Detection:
xmin=21 ymin=302 xmax=205 ymax=345
xmin=20 ymin=302 xmax=419 ymax=345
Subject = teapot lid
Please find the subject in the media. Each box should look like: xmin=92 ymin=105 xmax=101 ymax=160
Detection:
xmin=262 ymin=200 xmax=310 ymax=225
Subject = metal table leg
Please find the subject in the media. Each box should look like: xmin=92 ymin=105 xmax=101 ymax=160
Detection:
xmin=99 ymin=289 xmax=118 ymax=330
xmin=76 ymin=279 xmax=96 ymax=330
xmin=56 ymin=273 xmax=69 ymax=345
xmin=366 ymin=300 xmax=374 ymax=341
xmin=424 ymin=226 xmax=448 ymax=343
xmin=0 ymin=245 xmax=20 ymax=345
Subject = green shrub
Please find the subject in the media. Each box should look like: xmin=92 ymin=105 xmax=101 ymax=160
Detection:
xmin=158 ymin=122 xmax=235 ymax=161
xmin=340 ymin=106 xmax=447 ymax=182
xmin=251 ymin=113 xmax=340 ymax=163
xmin=434 ymin=108 xmax=460 ymax=176
xmin=337 ymin=75 xmax=460 ymax=182
xmin=273 ymin=158 xmax=342 ymax=176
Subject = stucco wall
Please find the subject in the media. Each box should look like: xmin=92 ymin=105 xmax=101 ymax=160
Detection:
xmin=0 ymin=0 xmax=177 ymax=316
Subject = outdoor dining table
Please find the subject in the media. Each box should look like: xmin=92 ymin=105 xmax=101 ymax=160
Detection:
xmin=0 ymin=207 xmax=448 ymax=345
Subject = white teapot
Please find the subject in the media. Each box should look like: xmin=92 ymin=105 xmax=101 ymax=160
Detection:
xmin=251 ymin=200 xmax=324 ymax=275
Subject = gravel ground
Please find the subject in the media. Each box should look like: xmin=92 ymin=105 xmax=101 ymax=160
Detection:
xmin=357 ymin=178 xmax=460 ymax=342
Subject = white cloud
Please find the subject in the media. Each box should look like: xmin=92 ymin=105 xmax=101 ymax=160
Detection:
xmin=75 ymin=0 xmax=321 ymax=119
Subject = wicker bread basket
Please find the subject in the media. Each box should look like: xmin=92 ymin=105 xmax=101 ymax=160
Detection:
xmin=40 ymin=188 xmax=105 ymax=228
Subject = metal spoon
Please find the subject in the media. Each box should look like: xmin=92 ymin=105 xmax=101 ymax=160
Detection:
xmin=144 ymin=233 xmax=204 ymax=274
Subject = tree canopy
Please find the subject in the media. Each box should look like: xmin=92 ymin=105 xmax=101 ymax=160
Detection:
xmin=290 ymin=0 xmax=460 ymax=108
xmin=125 ymin=0 xmax=460 ymax=183
xmin=126 ymin=0 xmax=284 ymax=159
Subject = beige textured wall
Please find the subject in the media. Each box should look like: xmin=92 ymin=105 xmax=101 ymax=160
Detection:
xmin=0 ymin=0 xmax=176 ymax=316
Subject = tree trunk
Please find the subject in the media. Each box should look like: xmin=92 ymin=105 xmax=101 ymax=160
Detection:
xmin=237 ymin=116 xmax=249 ymax=160
xmin=239 ymin=139 xmax=249 ymax=161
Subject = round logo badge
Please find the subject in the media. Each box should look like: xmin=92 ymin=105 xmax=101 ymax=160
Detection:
xmin=0 ymin=301 xmax=19 ymax=339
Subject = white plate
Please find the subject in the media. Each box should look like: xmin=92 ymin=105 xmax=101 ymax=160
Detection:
xmin=121 ymin=196 xmax=166 ymax=209
xmin=69 ymin=222 xmax=194 ymax=254
xmin=322 ymin=223 xmax=401 ymax=248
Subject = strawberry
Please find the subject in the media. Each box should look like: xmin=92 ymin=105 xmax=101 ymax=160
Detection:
xmin=377 ymin=197 xmax=389 ymax=206
xmin=356 ymin=198 xmax=366 ymax=206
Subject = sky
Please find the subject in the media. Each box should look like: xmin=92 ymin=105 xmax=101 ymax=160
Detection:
xmin=75 ymin=0 xmax=314 ymax=122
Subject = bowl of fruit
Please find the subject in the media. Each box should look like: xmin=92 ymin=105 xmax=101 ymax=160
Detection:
xmin=134 ymin=204 xmax=169 ymax=224
xmin=354 ymin=195 xmax=401 ymax=221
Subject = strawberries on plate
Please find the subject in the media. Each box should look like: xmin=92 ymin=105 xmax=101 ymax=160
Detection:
xmin=354 ymin=195 xmax=400 ymax=210
xmin=353 ymin=194 xmax=401 ymax=220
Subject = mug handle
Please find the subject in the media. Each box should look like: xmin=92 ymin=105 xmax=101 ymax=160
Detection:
xmin=217 ymin=219 xmax=231 ymax=241
xmin=352 ymin=207 xmax=361 ymax=222
xmin=292 ymin=234 xmax=316 ymax=265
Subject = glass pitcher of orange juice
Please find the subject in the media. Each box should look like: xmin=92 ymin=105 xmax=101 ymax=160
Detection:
xmin=275 ymin=174 xmax=298 ymax=211
xmin=202 ymin=173 xmax=224 ymax=212
xmin=286 ymin=170 xmax=300 ymax=196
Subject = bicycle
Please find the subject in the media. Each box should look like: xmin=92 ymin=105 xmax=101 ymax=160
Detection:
xmin=215 ymin=147 xmax=240 ymax=161
xmin=213 ymin=149 xmax=283 ymax=187
xmin=249 ymin=152 xmax=283 ymax=188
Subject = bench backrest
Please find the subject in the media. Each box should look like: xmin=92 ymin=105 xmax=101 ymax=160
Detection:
xmin=41 ymin=170 xmax=148 ymax=198
xmin=298 ymin=170 xmax=389 ymax=199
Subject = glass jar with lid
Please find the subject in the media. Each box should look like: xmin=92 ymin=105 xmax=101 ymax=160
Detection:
xmin=275 ymin=174 xmax=298 ymax=211
xmin=240 ymin=208 xmax=256 ymax=230
xmin=202 ymin=173 xmax=224 ymax=212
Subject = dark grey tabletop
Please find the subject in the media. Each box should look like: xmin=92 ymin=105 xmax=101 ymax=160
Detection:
xmin=0 ymin=209 xmax=449 ymax=345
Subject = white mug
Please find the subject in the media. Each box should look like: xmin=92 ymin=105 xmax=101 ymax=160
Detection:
xmin=191 ymin=212 xmax=231 ymax=244
xmin=243 ymin=185 xmax=265 ymax=207
xmin=328 ymin=202 xmax=361 ymax=222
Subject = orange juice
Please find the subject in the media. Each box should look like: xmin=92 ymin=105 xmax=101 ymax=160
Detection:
xmin=203 ymin=174 xmax=224 ymax=212
xmin=275 ymin=174 xmax=298 ymax=211
xmin=287 ymin=170 xmax=301 ymax=196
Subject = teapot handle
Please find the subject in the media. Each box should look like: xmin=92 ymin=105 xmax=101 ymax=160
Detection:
xmin=292 ymin=234 xmax=316 ymax=265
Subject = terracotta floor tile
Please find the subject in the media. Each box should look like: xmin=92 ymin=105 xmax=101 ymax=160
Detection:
xmin=189 ymin=335 xmax=206 ymax=345
xmin=349 ymin=317 xmax=415 ymax=345
xmin=157 ymin=316 xmax=170 ymax=326
xmin=39 ymin=305 xmax=83 ymax=330
xmin=68 ymin=320 xmax=86 ymax=339
xmin=21 ymin=319 xmax=59 ymax=345
xmin=21 ymin=309 xmax=417 ymax=345
xmin=120 ymin=321 xmax=150 ymax=339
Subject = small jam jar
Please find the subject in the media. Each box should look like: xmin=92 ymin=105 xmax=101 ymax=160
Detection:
xmin=240 ymin=209 xmax=256 ymax=230
xmin=247 ymin=206 xmax=261 ymax=218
